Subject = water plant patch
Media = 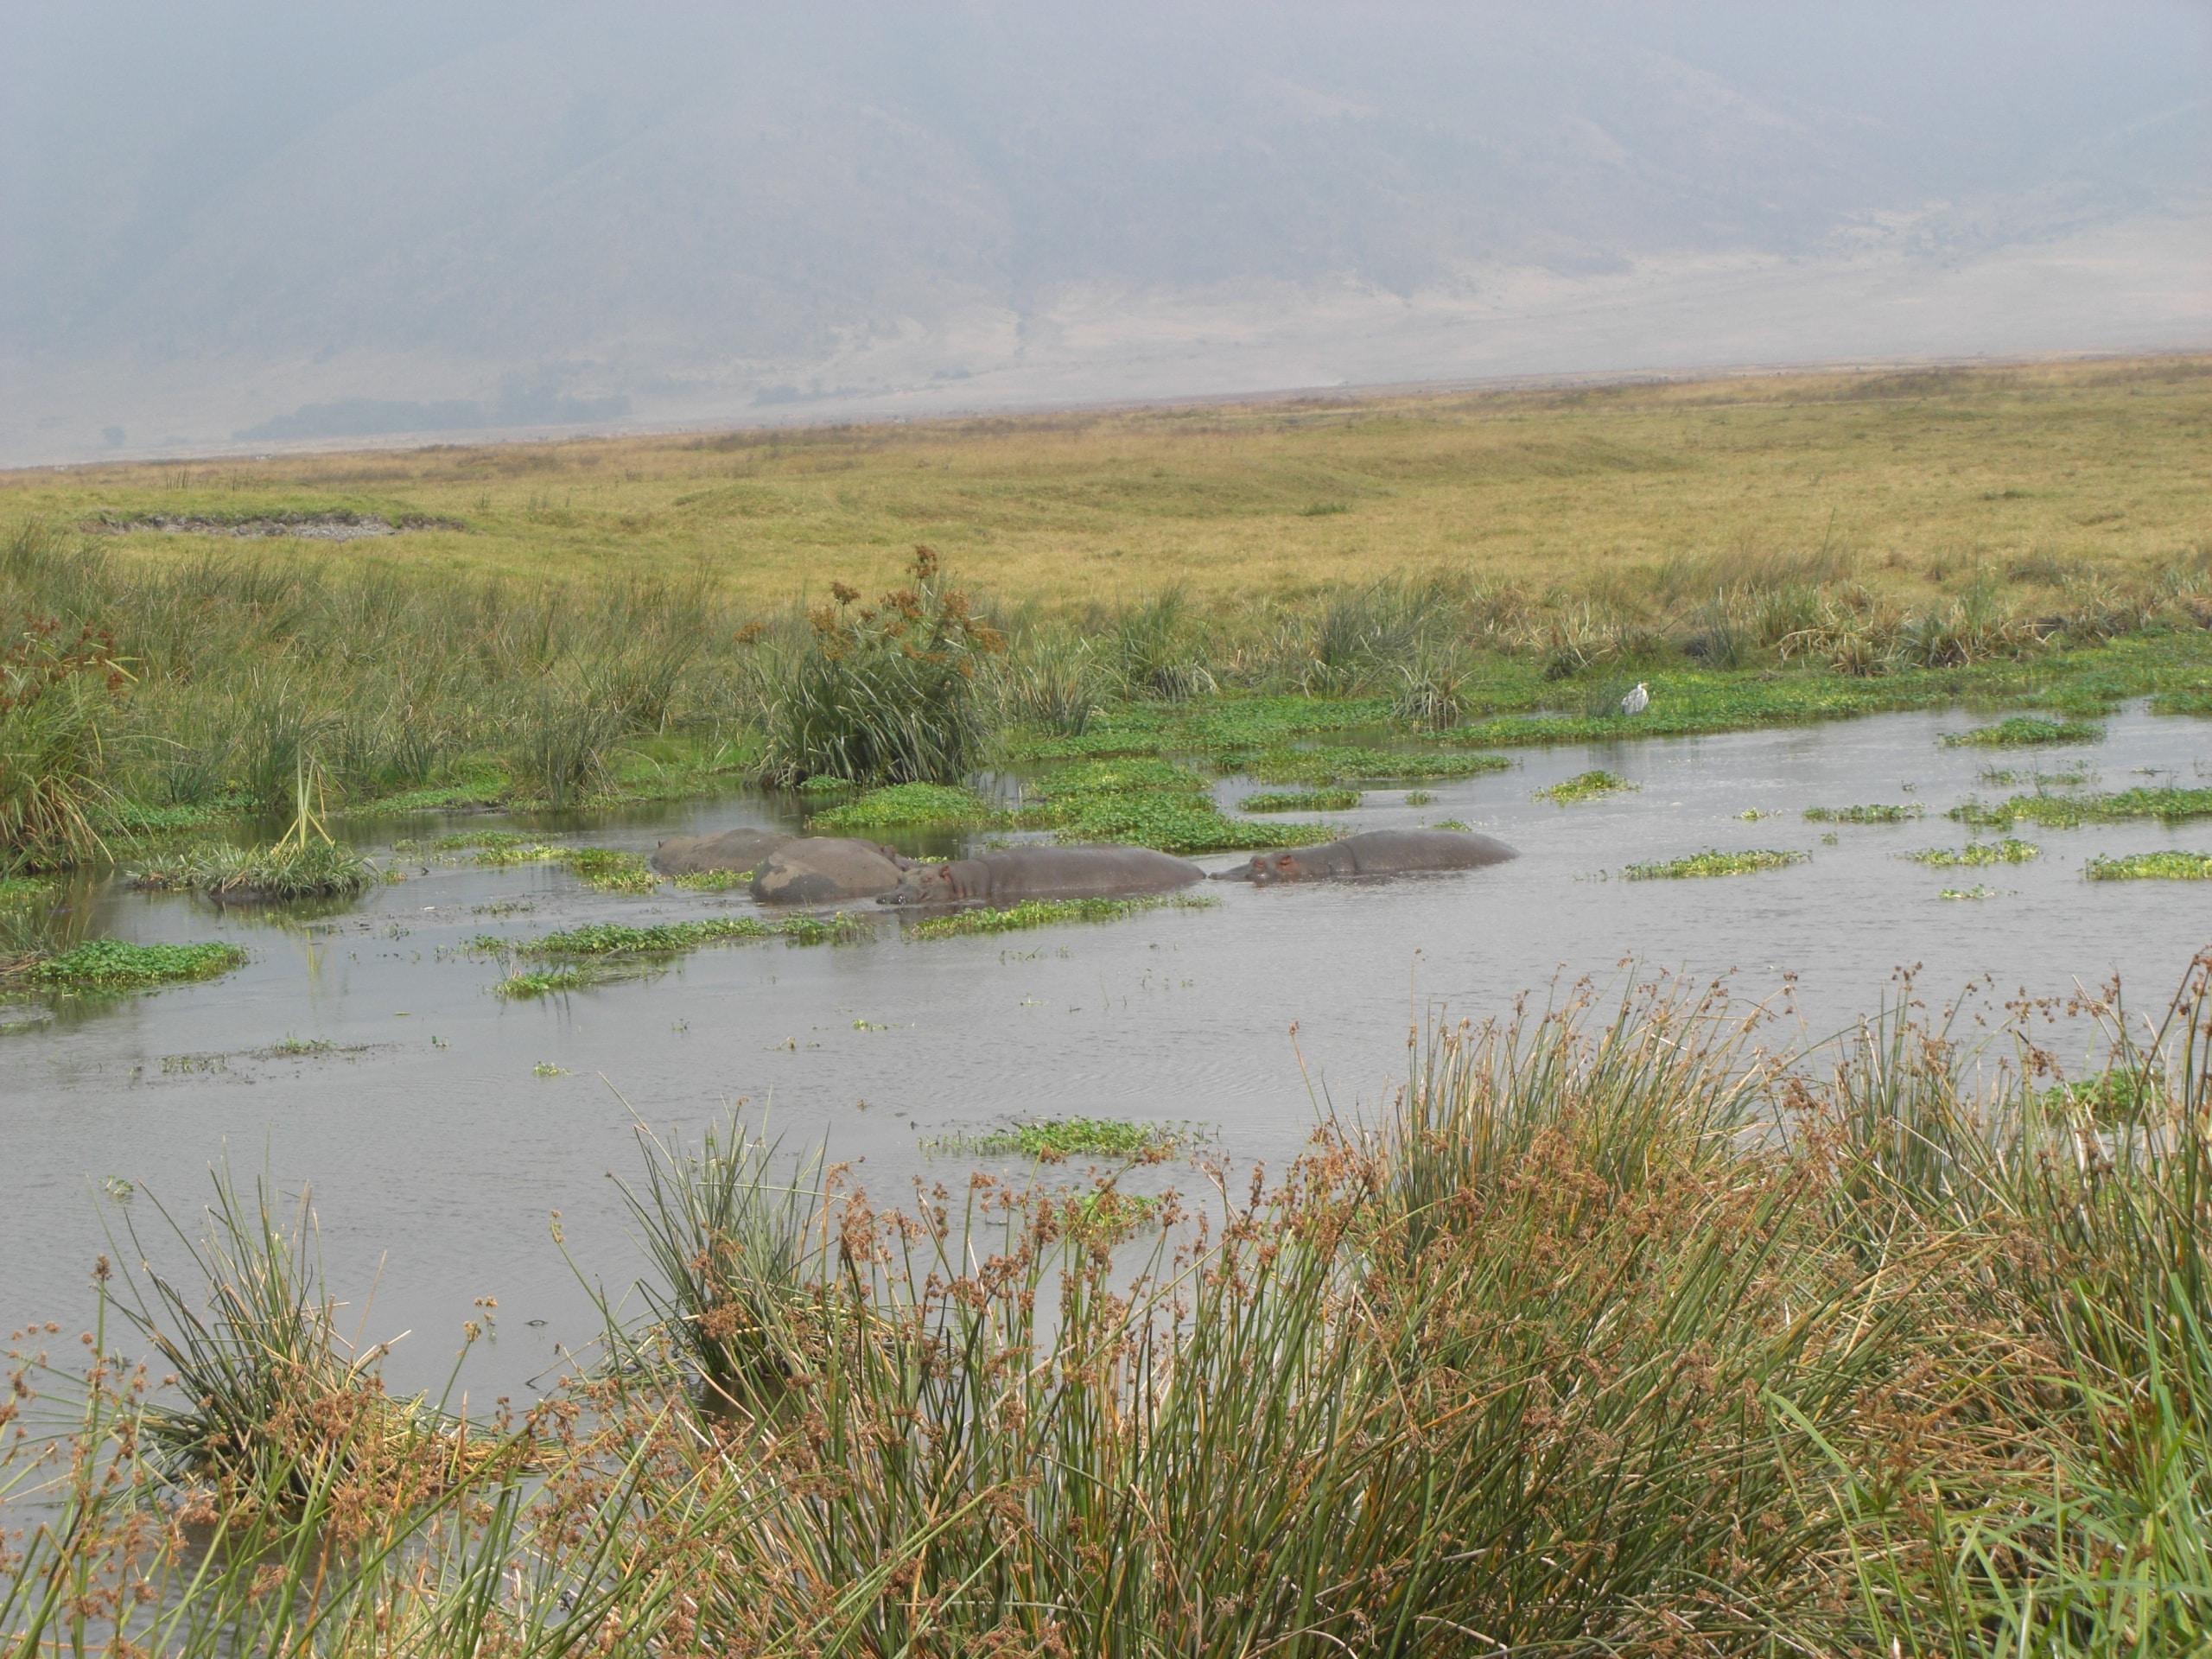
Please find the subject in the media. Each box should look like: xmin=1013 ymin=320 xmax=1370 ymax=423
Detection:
xmin=1940 ymin=716 xmax=2104 ymax=747
xmin=906 ymin=894 xmax=1217 ymax=941
xmin=1240 ymin=746 xmax=1511 ymax=786
xmin=1938 ymin=885 xmax=2003 ymax=900
xmin=930 ymin=1116 xmax=1189 ymax=1160
xmin=1803 ymin=804 xmax=1923 ymax=823
xmin=2083 ymin=850 xmax=2212 ymax=880
xmin=1953 ymin=785 xmax=2212 ymax=830
xmin=1624 ymin=849 xmax=1808 ymax=880
xmin=808 ymin=782 xmax=1005 ymax=830
xmin=1908 ymin=840 xmax=2040 ymax=867
xmin=1535 ymin=771 xmax=1637 ymax=805
xmin=672 ymin=868 xmax=750 ymax=892
xmin=1236 ymin=789 xmax=1358 ymax=813
xmin=19 ymin=938 xmax=246 ymax=990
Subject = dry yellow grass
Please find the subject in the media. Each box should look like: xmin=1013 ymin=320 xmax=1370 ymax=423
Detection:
xmin=6 ymin=356 xmax=2207 ymax=612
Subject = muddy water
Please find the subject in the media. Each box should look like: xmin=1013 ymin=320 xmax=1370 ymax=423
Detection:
xmin=6 ymin=703 xmax=2210 ymax=1405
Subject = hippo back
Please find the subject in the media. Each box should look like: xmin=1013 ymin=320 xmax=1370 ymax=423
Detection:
xmin=971 ymin=844 xmax=1205 ymax=901
xmin=751 ymin=837 xmax=910 ymax=905
xmin=1342 ymin=829 xmax=1517 ymax=874
xmin=651 ymin=826 xmax=791 ymax=878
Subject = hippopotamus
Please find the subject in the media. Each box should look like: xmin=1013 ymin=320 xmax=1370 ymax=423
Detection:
xmin=1215 ymin=829 xmax=1517 ymax=885
xmin=880 ymin=844 xmax=1205 ymax=906
xmin=651 ymin=827 xmax=793 ymax=877
xmin=751 ymin=837 xmax=917 ymax=905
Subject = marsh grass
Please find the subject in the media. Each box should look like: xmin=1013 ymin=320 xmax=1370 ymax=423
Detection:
xmin=12 ymin=957 xmax=2212 ymax=1653
xmin=1941 ymin=715 xmax=2106 ymax=747
xmin=1937 ymin=883 xmax=2003 ymax=899
xmin=1241 ymin=745 xmax=1512 ymax=785
xmin=905 ymin=894 xmax=1217 ymax=941
xmin=479 ymin=913 xmax=869 ymax=995
xmin=1535 ymin=768 xmax=1637 ymax=804
xmin=1804 ymin=802 xmax=1924 ymax=823
xmin=417 ymin=832 xmax=660 ymax=893
xmin=2084 ymin=849 xmax=2212 ymax=880
xmin=16 ymin=938 xmax=245 ymax=990
xmin=1624 ymin=847 xmax=1809 ymax=879
xmin=1236 ymin=788 xmax=1358 ymax=813
xmin=671 ymin=868 xmax=749 ymax=892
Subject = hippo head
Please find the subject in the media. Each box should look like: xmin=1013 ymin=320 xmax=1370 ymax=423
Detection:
xmin=879 ymin=862 xmax=957 ymax=906
xmin=1241 ymin=849 xmax=1306 ymax=886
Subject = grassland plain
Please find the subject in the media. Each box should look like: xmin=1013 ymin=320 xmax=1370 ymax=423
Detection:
xmin=3 ymin=355 xmax=2212 ymax=905
xmin=9 ymin=357 xmax=2206 ymax=607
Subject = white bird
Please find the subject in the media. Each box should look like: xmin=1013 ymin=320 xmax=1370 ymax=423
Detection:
xmin=1620 ymin=682 xmax=1650 ymax=716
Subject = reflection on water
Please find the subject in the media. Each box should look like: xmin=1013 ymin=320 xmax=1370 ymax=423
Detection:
xmin=6 ymin=702 xmax=2211 ymax=1402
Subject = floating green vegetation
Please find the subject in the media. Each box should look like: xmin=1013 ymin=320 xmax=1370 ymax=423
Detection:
xmin=532 ymin=1059 xmax=570 ymax=1076
xmin=807 ymin=782 xmax=1004 ymax=830
xmin=1624 ymin=849 xmax=1808 ymax=880
xmin=1402 ymin=790 xmax=1434 ymax=806
xmin=492 ymin=918 xmax=773 ymax=957
xmin=1241 ymin=746 xmax=1512 ymax=786
xmin=1803 ymin=804 xmax=1924 ymax=823
xmin=1939 ymin=885 xmax=2003 ymax=900
xmin=19 ymin=938 xmax=246 ymax=990
xmin=906 ymin=894 xmax=1217 ymax=941
xmin=1237 ymin=789 xmax=1358 ymax=813
xmin=480 ymin=912 xmax=871 ymax=969
xmin=417 ymin=831 xmax=660 ymax=893
xmin=129 ymin=842 xmax=374 ymax=901
xmin=1020 ymin=759 xmax=1333 ymax=855
xmin=1430 ymin=819 xmax=1471 ymax=831
xmin=671 ymin=868 xmax=751 ymax=892
xmin=1941 ymin=716 xmax=2105 ymax=748
xmin=1909 ymin=840 xmax=2041 ymax=868
xmin=565 ymin=848 xmax=658 ymax=893
xmin=1535 ymin=771 xmax=1637 ymax=805
xmin=1953 ymin=785 xmax=2212 ymax=830
xmin=498 ymin=967 xmax=594 ymax=1001
xmin=2083 ymin=850 xmax=2212 ymax=880
xmin=933 ymin=1116 xmax=1188 ymax=1161
xmin=1978 ymin=762 xmax=2094 ymax=789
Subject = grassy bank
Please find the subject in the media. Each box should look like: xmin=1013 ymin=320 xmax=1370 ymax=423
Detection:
xmin=4 ymin=357 xmax=2211 ymax=874
xmin=9 ymin=963 xmax=2209 ymax=1654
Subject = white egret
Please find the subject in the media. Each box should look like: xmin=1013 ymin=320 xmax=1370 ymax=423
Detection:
xmin=1620 ymin=682 xmax=1650 ymax=715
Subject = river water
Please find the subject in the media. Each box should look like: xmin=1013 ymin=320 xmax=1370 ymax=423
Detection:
xmin=5 ymin=703 xmax=2209 ymax=1405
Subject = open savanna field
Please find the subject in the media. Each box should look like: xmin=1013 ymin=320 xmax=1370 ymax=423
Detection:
xmin=7 ymin=355 xmax=2209 ymax=608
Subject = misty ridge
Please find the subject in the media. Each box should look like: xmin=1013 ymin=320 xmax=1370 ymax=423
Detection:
xmin=2 ymin=1 xmax=2207 ymax=462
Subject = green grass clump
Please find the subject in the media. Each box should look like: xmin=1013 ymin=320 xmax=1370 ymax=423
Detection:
xmin=906 ymin=894 xmax=1217 ymax=940
xmin=1242 ymin=746 xmax=1510 ymax=785
xmin=672 ymin=868 xmax=751 ymax=892
xmin=21 ymin=938 xmax=246 ymax=989
xmin=2083 ymin=850 xmax=2212 ymax=880
xmin=1803 ymin=804 xmax=1923 ymax=823
xmin=564 ymin=847 xmax=658 ymax=893
xmin=1236 ymin=788 xmax=1358 ymax=813
xmin=1535 ymin=770 xmax=1637 ymax=804
xmin=1939 ymin=884 xmax=2002 ymax=900
xmin=494 ymin=965 xmax=592 ymax=1000
xmin=199 ymin=840 xmax=375 ymax=900
xmin=808 ymin=782 xmax=1005 ymax=830
xmin=1624 ymin=848 xmax=1809 ymax=880
xmin=1909 ymin=839 xmax=2040 ymax=867
xmin=1402 ymin=789 xmax=1434 ymax=805
xmin=1954 ymin=785 xmax=2212 ymax=830
xmin=1021 ymin=759 xmax=1334 ymax=854
xmin=1941 ymin=715 xmax=2105 ymax=747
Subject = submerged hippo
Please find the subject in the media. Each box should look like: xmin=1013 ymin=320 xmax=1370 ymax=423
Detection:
xmin=751 ymin=837 xmax=916 ymax=905
xmin=1216 ymin=829 xmax=1517 ymax=885
xmin=651 ymin=827 xmax=792 ymax=878
xmin=880 ymin=844 xmax=1205 ymax=906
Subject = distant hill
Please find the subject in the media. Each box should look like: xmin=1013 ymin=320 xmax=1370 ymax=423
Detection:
xmin=3 ymin=3 xmax=2206 ymax=464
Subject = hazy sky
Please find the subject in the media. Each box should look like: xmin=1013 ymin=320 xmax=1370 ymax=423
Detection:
xmin=3 ymin=3 xmax=2206 ymax=462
